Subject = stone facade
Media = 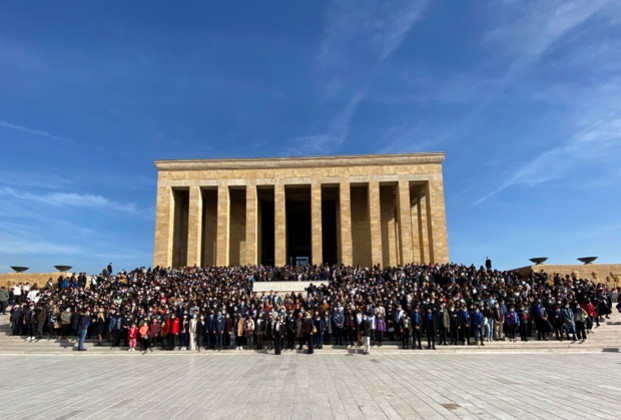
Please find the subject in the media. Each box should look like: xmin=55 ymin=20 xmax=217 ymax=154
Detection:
xmin=153 ymin=153 xmax=449 ymax=268
xmin=515 ymin=264 xmax=621 ymax=289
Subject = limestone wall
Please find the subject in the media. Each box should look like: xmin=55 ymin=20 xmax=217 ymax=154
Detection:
xmin=515 ymin=264 xmax=621 ymax=289
xmin=0 ymin=273 xmax=63 ymax=289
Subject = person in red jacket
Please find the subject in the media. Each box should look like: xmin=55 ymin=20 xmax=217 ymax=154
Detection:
xmin=127 ymin=322 xmax=138 ymax=352
xmin=166 ymin=314 xmax=180 ymax=351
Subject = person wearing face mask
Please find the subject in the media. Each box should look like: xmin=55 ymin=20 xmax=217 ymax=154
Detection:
xmin=493 ymin=303 xmax=504 ymax=341
xmin=180 ymin=314 xmax=190 ymax=350
xmin=459 ymin=306 xmax=471 ymax=346
xmin=25 ymin=303 xmax=37 ymax=342
xmin=411 ymin=307 xmax=423 ymax=350
xmin=196 ymin=314 xmax=206 ymax=351
xmin=147 ymin=317 xmax=161 ymax=352
xmin=188 ymin=312 xmax=198 ymax=351
xmin=215 ymin=311 xmax=225 ymax=350
xmin=423 ymin=307 xmax=437 ymax=350
xmin=167 ymin=313 xmax=180 ymax=351
xmin=518 ymin=305 xmax=529 ymax=342
xmin=449 ymin=307 xmax=459 ymax=345
xmin=560 ymin=302 xmax=577 ymax=341
xmin=506 ymin=306 xmax=519 ymax=342
xmin=472 ymin=306 xmax=484 ymax=346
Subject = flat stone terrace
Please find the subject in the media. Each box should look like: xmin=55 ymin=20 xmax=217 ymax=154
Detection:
xmin=0 ymin=352 xmax=619 ymax=419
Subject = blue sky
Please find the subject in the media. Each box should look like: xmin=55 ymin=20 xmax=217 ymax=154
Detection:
xmin=1 ymin=0 xmax=620 ymax=274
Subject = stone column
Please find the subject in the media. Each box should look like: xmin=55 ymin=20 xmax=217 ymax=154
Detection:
xmin=274 ymin=183 xmax=286 ymax=266
xmin=339 ymin=181 xmax=353 ymax=266
xmin=368 ymin=181 xmax=383 ymax=266
xmin=397 ymin=180 xmax=414 ymax=265
xmin=245 ymin=184 xmax=258 ymax=265
xmin=216 ymin=184 xmax=229 ymax=267
xmin=153 ymin=185 xmax=174 ymax=268
xmin=425 ymin=179 xmax=449 ymax=263
xmin=417 ymin=190 xmax=429 ymax=264
xmin=186 ymin=186 xmax=203 ymax=267
xmin=311 ymin=183 xmax=323 ymax=265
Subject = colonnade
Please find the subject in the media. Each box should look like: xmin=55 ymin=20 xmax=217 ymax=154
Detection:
xmin=154 ymin=179 xmax=448 ymax=268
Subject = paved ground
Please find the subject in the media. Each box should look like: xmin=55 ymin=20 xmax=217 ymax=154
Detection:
xmin=0 ymin=352 xmax=619 ymax=420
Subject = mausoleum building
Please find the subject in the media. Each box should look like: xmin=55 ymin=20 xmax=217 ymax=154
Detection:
xmin=153 ymin=153 xmax=449 ymax=268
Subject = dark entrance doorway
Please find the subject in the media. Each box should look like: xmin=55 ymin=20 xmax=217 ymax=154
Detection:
xmin=259 ymin=187 xmax=275 ymax=266
xmin=286 ymin=186 xmax=311 ymax=265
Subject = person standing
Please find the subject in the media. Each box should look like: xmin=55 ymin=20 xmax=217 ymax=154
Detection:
xmin=189 ymin=313 xmax=198 ymax=351
xmin=109 ymin=310 xmax=123 ymax=348
xmin=399 ymin=313 xmax=413 ymax=349
xmin=0 ymin=286 xmax=9 ymax=315
xmin=376 ymin=315 xmax=386 ymax=347
xmin=245 ymin=316 xmax=255 ymax=350
xmin=412 ymin=307 xmax=423 ymax=350
xmin=25 ymin=303 xmax=37 ymax=342
xmin=36 ymin=303 xmax=47 ymax=340
xmin=127 ymin=322 xmax=138 ymax=352
xmin=472 ymin=306 xmax=484 ymax=346
xmin=332 ymin=306 xmax=344 ymax=346
xmin=148 ymin=318 xmax=160 ymax=352
xmin=449 ymin=307 xmax=459 ymax=345
xmin=11 ymin=304 xmax=23 ymax=336
xmin=423 ymin=307 xmax=437 ymax=350
xmin=76 ymin=309 xmax=90 ymax=351
xmin=361 ymin=314 xmax=371 ymax=355
xmin=506 ymin=307 xmax=519 ymax=342
xmin=60 ymin=307 xmax=71 ymax=339
xmin=215 ymin=311 xmax=225 ymax=350
xmin=437 ymin=304 xmax=449 ymax=345
xmin=493 ymin=303 xmax=505 ymax=341
xmin=196 ymin=314 xmax=206 ymax=351
xmin=94 ymin=310 xmax=106 ymax=346
xmin=274 ymin=316 xmax=284 ymax=355
xmin=459 ymin=306 xmax=471 ymax=345
xmin=304 ymin=312 xmax=314 ymax=354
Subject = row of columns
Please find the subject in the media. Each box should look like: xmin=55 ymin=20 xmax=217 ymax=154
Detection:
xmin=156 ymin=179 xmax=447 ymax=268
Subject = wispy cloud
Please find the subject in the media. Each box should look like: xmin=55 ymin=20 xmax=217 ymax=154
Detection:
xmin=0 ymin=120 xmax=77 ymax=144
xmin=471 ymin=0 xmax=621 ymax=205
xmin=481 ymin=0 xmax=611 ymax=59
xmin=288 ymin=91 xmax=364 ymax=155
xmin=0 ymin=187 xmax=141 ymax=215
xmin=318 ymin=0 xmax=430 ymax=69
xmin=290 ymin=1 xmax=431 ymax=156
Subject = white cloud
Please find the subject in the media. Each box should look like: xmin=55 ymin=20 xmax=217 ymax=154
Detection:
xmin=319 ymin=0 xmax=430 ymax=69
xmin=0 ymin=120 xmax=77 ymax=144
xmin=471 ymin=0 xmax=621 ymax=205
xmin=0 ymin=187 xmax=140 ymax=215
xmin=288 ymin=91 xmax=364 ymax=155
xmin=481 ymin=0 xmax=611 ymax=59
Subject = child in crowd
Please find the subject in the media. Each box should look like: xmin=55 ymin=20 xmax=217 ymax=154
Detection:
xmin=128 ymin=322 xmax=138 ymax=352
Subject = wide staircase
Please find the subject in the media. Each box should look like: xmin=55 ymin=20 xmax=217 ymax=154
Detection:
xmin=1 ymin=309 xmax=619 ymax=355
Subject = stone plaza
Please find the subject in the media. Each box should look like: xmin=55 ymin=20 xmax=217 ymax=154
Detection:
xmin=0 ymin=352 xmax=619 ymax=419
xmin=153 ymin=153 xmax=449 ymax=268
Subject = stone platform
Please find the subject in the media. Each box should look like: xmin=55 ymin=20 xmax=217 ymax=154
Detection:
xmin=0 ymin=352 xmax=619 ymax=419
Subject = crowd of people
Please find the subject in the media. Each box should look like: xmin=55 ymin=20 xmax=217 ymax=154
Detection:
xmin=2 ymin=262 xmax=620 ymax=354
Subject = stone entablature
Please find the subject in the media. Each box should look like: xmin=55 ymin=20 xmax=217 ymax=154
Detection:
xmin=153 ymin=153 xmax=449 ymax=268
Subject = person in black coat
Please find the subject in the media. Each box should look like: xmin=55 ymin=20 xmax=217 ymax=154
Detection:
xmin=265 ymin=314 xmax=275 ymax=351
xmin=449 ymin=307 xmax=459 ymax=345
xmin=196 ymin=315 xmax=206 ymax=351
xmin=11 ymin=305 xmax=23 ymax=336
xmin=411 ymin=307 xmax=423 ymax=350
xmin=274 ymin=316 xmax=285 ymax=355
xmin=94 ymin=311 xmax=106 ymax=346
xmin=423 ymin=308 xmax=437 ymax=350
